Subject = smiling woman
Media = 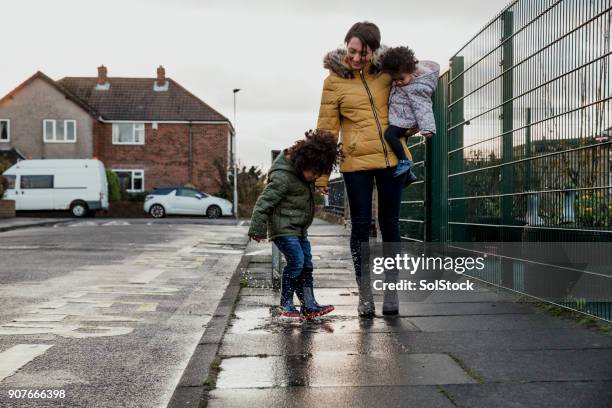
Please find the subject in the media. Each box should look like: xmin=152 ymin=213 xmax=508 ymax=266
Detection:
xmin=316 ymin=21 xmax=415 ymax=317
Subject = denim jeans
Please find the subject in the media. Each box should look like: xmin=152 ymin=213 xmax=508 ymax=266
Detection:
xmin=273 ymin=235 xmax=313 ymax=305
xmin=343 ymin=167 xmax=407 ymax=281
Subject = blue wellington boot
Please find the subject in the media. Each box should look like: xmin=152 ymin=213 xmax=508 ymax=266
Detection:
xmin=296 ymin=279 xmax=334 ymax=311
xmin=280 ymin=276 xmax=301 ymax=318
xmin=301 ymin=287 xmax=335 ymax=319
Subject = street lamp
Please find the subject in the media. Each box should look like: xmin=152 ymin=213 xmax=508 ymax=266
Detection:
xmin=232 ymin=88 xmax=241 ymax=220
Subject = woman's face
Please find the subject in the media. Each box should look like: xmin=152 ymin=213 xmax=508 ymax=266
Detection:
xmin=346 ymin=37 xmax=373 ymax=70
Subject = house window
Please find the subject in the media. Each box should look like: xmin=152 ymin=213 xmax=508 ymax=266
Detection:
xmin=112 ymin=123 xmax=145 ymax=145
xmin=0 ymin=119 xmax=9 ymax=142
xmin=43 ymin=119 xmax=76 ymax=143
xmin=113 ymin=169 xmax=144 ymax=192
xmin=21 ymin=175 xmax=54 ymax=189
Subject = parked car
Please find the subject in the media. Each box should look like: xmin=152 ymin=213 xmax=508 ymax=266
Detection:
xmin=2 ymin=159 xmax=109 ymax=217
xmin=144 ymin=186 xmax=233 ymax=218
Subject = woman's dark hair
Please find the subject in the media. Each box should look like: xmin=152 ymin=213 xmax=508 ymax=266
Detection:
xmin=380 ymin=46 xmax=418 ymax=75
xmin=344 ymin=21 xmax=381 ymax=53
xmin=288 ymin=129 xmax=338 ymax=178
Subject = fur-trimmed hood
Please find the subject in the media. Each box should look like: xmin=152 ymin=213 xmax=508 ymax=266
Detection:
xmin=323 ymin=46 xmax=439 ymax=88
xmin=322 ymin=45 xmax=389 ymax=79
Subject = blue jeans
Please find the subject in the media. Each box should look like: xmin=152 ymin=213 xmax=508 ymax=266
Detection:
xmin=343 ymin=167 xmax=407 ymax=281
xmin=273 ymin=236 xmax=313 ymax=306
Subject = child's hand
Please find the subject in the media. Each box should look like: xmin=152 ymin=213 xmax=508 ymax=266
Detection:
xmin=316 ymin=186 xmax=329 ymax=195
xmin=250 ymin=235 xmax=266 ymax=242
xmin=405 ymin=128 xmax=419 ymax=137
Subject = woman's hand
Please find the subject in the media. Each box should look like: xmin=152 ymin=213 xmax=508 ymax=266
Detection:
xmin=316 ymin=186 xmax=329 ymax=195
xmin=405 ymin=128 xmax=419 ymax=137
xmin=250 ymin=235 xmax=266 ymax=242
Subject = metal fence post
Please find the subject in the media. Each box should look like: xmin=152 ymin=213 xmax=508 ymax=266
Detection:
xmin=449 ymin=56 xmax=465 ymax=241
xmin=501 ymin=10 xmax=515 ymax=288
xmin=270 ymin=149 xmax=282 ymax=289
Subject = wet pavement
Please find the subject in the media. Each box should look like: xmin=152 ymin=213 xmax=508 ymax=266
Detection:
xmin=206 ymin=220 xmax=612 ymax=408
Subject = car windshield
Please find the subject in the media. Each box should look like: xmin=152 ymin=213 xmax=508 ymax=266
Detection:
xmin=152 ymin=188 xmax=176 ymax=195
xmin=178 ymin=189 xmax=201 ymax=198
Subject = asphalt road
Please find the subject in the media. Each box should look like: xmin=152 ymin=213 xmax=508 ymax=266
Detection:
xmin=0 ymin=219 xmax=249 ymax=407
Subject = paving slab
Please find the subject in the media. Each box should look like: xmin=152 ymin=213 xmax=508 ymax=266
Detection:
xmin=215 ymin=353 xmax=476 ymax=388
xmin=451 ymin=349 xmax=612 ymax=382
xmin=208 ymin=385 xmax=455 ymax=408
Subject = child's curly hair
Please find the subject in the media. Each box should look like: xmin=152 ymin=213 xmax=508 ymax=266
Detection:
xmin=380 ymin=46 xmax=418 ymax=75
xmin=288 ymin=129 xmax=338 ymax=178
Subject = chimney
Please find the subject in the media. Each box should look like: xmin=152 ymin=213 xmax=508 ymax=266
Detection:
xmin=95 ymin=65 xmax=110 ymax=90
xmin=154 ymin=65 xmax=169 ymax=91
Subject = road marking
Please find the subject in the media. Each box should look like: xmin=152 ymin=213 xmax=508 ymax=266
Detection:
xmin=101 ymin=221 xmax=131 ymax=226
xmin=0 ymin=245 xmax=42 ymax=250
xmin=245 ymin=249 xmax=269 ymax=256
xmin=68 ymin=221 xmax=99 ymax=227
xmin=71 ymin=315 xmax=141 ymax=322
xmin=129 ymin=269 xmax=165 ymax=284
xmin=13 ymin=315 xmax=67 ymax=322
xmin=36 ymin=300 xmax=68 ymax=309
xmin=63 ymin=292 xmax=87 ymax=299
xmin=0 ymin=344 xmax=53 ymax=382
xmin=0 ymin=324 xmax=134 ymax=338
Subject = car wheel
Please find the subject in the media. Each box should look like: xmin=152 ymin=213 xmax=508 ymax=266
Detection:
xmin=70 ymin=201 xmax=89 ymax=218
xmin=150 ymin=204 xmax=166 ymax=218
xmin=206 ymin=205 xmax=221 ymax=219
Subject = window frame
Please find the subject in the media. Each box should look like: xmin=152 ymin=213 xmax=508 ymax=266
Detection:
xmin=20 ymin=174 xmax=54 ymax=189
xmin=112 ymin=169 xmax=145 ymax=192
xmin=112 ymin=123 xmax=145 ymax=145
xmin=43 ymin=119 xmax=77 ymax=143
xmin=0 ymin=119 xmax=9 ymax=142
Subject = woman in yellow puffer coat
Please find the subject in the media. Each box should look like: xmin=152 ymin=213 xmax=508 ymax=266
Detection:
xmin=316 ymin=21 xmax=414 ymax=317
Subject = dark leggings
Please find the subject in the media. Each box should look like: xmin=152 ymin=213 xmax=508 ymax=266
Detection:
xmin=384 ymin=125 xmax=409 ymax=161
xmin=343 ymin=167 xmax=407 ymax=281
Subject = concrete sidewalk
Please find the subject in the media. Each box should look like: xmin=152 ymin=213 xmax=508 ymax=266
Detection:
xmin=0 ymin=217 xmax=72 ymax=232
xmin=204 ymin=220 xmax=612 ymax=408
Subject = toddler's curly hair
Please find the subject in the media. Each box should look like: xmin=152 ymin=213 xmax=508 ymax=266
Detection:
xmin=288 ymin=129 xmax=338 ymax=178
xmin=380 ymin=46 xmax=418 ymax=75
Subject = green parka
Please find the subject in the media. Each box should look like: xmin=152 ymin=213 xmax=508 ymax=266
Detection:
xmin=248 ymin=151 xmax=315 ymax=239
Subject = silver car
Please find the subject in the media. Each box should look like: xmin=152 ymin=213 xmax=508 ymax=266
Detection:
xmin=144 ymin=187 xmax=233 ymax=218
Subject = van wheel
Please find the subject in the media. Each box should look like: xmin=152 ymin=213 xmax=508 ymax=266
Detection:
xmin=206 ymin=205 xmax=221 ymax=219
xmin=70 ymin=201 xmax=89 ymax=218
xmin=150 ymin=204 xmax=166 ymax=218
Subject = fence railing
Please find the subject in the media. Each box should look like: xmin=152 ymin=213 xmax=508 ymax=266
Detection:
xmin=320 ymin=0 xmax=612 ymax=321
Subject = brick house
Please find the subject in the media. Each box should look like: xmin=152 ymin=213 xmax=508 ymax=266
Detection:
xmin=0 ymin=66 xmax=233 ymax=194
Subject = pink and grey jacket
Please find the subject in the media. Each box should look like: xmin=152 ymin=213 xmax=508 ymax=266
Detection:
xmin=388 ymin=61 xmax=440 ymax=134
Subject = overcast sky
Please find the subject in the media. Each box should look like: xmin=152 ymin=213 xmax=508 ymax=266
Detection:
xmin=1 ymin=0 xmax=511 ymax=169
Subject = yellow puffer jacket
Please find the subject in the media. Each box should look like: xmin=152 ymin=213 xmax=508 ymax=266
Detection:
xmin=316 ymin=51 xmax=413 ymax=188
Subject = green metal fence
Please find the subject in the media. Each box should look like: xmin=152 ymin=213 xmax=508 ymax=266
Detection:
xmin=445 ymin=0 xmax=611 ymax=244
xmin=324 ymin=0 xmax=612 ymax=320
xmin=423 ymin=0 xmax=612 ymax=320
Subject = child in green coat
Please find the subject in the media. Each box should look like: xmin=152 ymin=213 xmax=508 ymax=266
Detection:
xmin=248 ymin=130 xmax=338 ymax=318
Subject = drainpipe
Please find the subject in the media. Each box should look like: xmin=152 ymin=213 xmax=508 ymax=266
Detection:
xmin=188 ymin=122 xmax=193 ymax=183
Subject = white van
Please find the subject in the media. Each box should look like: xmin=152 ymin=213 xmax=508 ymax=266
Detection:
xmin=2 ymin=159 xmax=109 ymax=217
